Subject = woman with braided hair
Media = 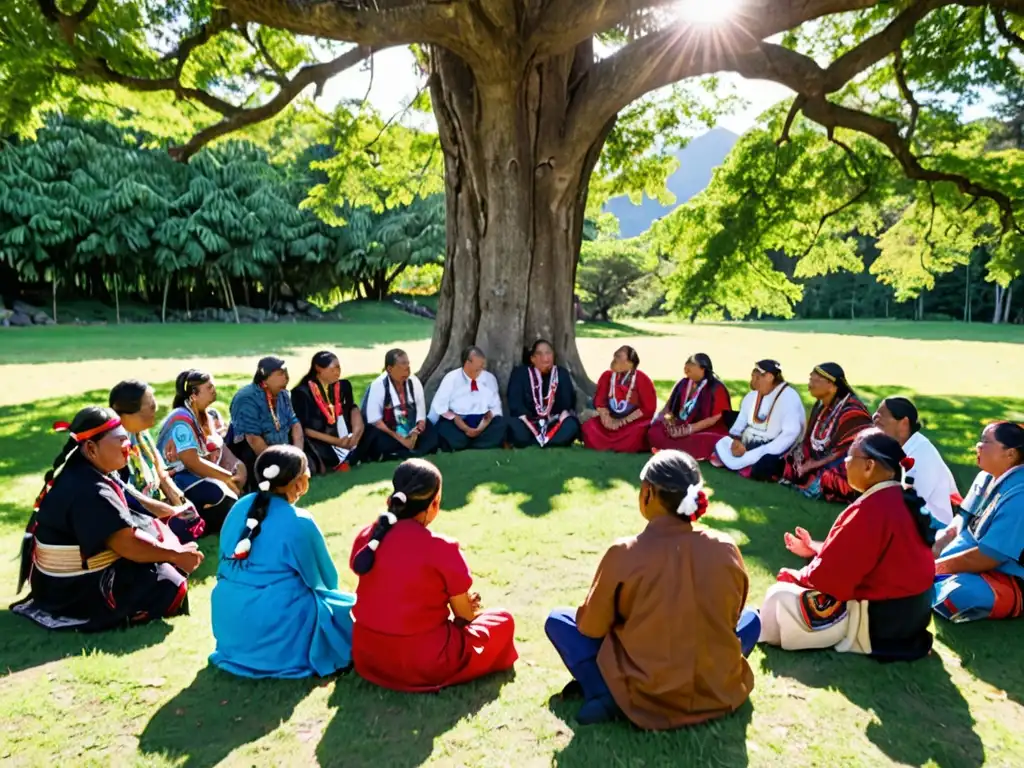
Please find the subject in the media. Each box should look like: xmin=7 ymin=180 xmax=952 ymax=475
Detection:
xmin=349 ymin=459 xmax=518 ymax=691
xmin=759 ymin=429 xmax=936 ymax=661
xmin=546 ymin=450 xmax=759 ymax=728
xmin=210 ymin=445 xmax=355 ymax=678
xmin=933 ymin=422 xmax=1024 ymax=623
xmin=155 ymin=369 xmax=243 ymax=533
xmin=11 ymin=407 xmax=202 ymax=632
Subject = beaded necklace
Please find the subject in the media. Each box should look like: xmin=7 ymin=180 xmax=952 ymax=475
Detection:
xmin=529 ymin=366 xmax=558 ymax=418
xmin=809 ymin=393 xmax=850 ymax=454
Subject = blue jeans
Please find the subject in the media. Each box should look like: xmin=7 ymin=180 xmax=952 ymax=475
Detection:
xmin=545 ymin=606 xmax=761 ymax=720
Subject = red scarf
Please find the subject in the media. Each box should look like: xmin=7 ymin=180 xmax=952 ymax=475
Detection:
xmin=310 ymin=380 xmax=341 ymax=426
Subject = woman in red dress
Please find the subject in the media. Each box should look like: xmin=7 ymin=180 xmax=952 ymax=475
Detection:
xmin=582 ymin=346 xmax=657 ymax=453
xmin=648 ymin=353 xmax=731 ymax=460
xmin=349 ymin=459 xmax=518 ymax=692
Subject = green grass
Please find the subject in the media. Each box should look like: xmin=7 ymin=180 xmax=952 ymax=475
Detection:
xmin=2 ymin=321 xmax=1024 ymax=767
xmin=0 ymin=302 xmax=432 ymax=365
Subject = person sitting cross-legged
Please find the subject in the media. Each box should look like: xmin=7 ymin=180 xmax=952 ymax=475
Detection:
xmin=360 ymin=348 xmax=439 ymax=462
xmin=759 ymin=429 xmax=936 ymax=661
xmin=506 ymin=339 xmax=580 ymax=449
xmin=710 ymin=359 xmax=805 ymax=481
xmin=932 ymin=422 xmax=1024 ymax=623
xmin=429 ymin=346 xmax=507 ymax=452
xmin=546 ymin=450 xmax=759 ymax=728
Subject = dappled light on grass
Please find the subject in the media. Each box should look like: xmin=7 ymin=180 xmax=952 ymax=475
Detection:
xmin=3 ymin=348 xmax=1024 ymax=763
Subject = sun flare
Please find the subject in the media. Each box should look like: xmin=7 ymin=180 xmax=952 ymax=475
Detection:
xmin=675 ymin=0 xmax=742 ymax=26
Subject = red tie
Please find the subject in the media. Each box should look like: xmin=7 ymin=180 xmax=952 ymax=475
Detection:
xmin=471 ymin=379 xmax=479 ymax=392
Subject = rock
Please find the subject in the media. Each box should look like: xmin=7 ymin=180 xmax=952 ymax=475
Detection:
xmin=295 ymin=299 xmax=311 ymax=313
xmin=13 ymin=300 xmax=40 ymax=316
xmin=32 ymin=311 xmax=53 ymax=325
xmin=282 ymin=301 xmax=296 ymax=315
xmin=9 ymin=311 xmax=33 ymax=327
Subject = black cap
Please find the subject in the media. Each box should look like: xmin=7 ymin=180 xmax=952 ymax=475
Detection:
xmin=257 ymin=356 xmax=287 ymax=377
xmin=755 ymin=359 xmax=781 ymax=375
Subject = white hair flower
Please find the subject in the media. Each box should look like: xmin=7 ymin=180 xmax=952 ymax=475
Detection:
xmin=245 ymin=518 xmax=258 ymax=530
xmin=368 ymin=539 xmax=380 ymax=551
xmin=262 ymin=464 xmax=281 ymax=480
xmin=383 ymin=511 xmax=398 ymax=525
xmin=392 ymin=491 xmax=407 ymax=503
xmin=677 ymin=481 xmax=705 ymax=518
xmin=234 ymin=539 xmax=251 ymax=557
xmin=258 ymin=480 xmax=271 ymax=492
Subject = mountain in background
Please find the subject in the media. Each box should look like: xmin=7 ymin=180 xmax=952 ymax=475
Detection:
xmin=603 ymin=127 xmax=740 ymax=239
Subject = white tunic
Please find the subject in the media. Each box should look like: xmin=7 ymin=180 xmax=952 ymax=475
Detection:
xmin=428 ymin=369 xmax=503 ymax=423
xmin=903 ymin=431 xmax=959 ymax=525
xmin=365 ymin=373 xmax=427 ymax=425
xmin=714 ymin=384 xmax=806 ymax=471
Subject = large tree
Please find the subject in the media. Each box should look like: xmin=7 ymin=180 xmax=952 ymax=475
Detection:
xmin=7 ymin=1 xmax=1024 ymax=392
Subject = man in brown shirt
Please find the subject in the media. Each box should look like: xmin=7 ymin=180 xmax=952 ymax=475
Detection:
xmin=546 ymin=450 xmax=758 ymax=728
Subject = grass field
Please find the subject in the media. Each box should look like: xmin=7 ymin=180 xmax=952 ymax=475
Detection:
xmin=1 ymin=314 xmax=1024 ymax=767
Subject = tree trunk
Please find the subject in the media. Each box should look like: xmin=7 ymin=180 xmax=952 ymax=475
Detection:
xmin=994 ymin=284 xmax=1004 ymax=324
xmin=113 ymin=273 xmax=121 ymax=325
xmin=52 ymin=275 xmax=58 ymax=324
xmin=1005 ymin=284 xmax=1014 ymax=324
xmin=418 ymin=45 xmax=613 ymax=402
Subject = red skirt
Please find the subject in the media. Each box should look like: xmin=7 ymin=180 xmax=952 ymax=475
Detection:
xmin=647 ymin=421 xmax=725 ymax=460
xmin=352 ymin=610 xmax=518 ymax=692
xmin=582 ymin=418 xmax=650 ymax=453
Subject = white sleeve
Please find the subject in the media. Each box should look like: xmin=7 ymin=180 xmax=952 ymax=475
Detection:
xmin=486 ymin=372 xmax=503 ymax=416
xmin=750 ymin=390 xmax=804 ymax=460
xmin=429 ymin=372 xmax=453 ymax=424
xmin=412 ymin=376 xmax=427 ymax=423
xmin=730 ymin=393 xmax=750 ymax=438
xmin=365 ymin=377 xmax=385 ymax=423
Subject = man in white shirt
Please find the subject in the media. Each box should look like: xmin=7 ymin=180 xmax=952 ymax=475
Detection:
xmin=872 ymin=396 xmax=960 ymax=525
xmin=712 ymin=359 xmax=806 ymax=480
xmin=429 ymin=346 xmax=507 ymax=452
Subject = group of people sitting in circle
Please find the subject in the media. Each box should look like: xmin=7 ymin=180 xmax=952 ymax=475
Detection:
xmin=9 ymin=340 xmax=1024 ymax=732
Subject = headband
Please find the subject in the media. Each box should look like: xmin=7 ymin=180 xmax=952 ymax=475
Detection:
xmin=54 ymin=417 xmax=123 ymax=443
xmin=813 ymin=366 xmax=837 ymax=383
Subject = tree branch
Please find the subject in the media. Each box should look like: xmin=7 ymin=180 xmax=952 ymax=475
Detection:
xmin=566 ymin=0 xmax=888 ymax=145
xmin=162 ymin=9 xmax=234 ymax=81
xmin=57 ymin=58 xmax=243 ymax=116
xmin=169 ymin=46 xmax=376 ymax=161
xmin=892 ymin=47 xmax=921 ymax=142
xmin=994 ymin=8 xmax=1024 ymax=51
xmin=219 ymin=0 xmax=476 ymax=60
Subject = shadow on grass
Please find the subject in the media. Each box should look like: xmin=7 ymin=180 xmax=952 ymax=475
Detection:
xmin=937 ymin=619 xmax=1024 ymax=707
xmin=316 ymin=670 xmax=515 ymax=767
xmin=0 ymin=609 xmax=173 ymax=676
xmin=759 ymin=648 xmax=984 ymax=768
xmin=549 ymin=696 xmax=753 ymax=767
xmin=137 ymin=666 xmax=319 ymax=768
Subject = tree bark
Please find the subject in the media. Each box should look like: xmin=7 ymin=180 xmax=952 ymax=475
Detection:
xmin=994 ymin=283 xmax=1004 ymax=324
xmin=417 ymin=45 xmax=613 ymax=403
xmin=1005 ymin=284 xmax=1014 ymax=323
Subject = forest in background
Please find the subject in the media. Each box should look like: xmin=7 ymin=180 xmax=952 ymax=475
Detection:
xmin=3 ymin=87 xmax=1023 ymax=326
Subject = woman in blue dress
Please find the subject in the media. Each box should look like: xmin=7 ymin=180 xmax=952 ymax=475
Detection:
xmin=210 ymin=445 xmax=355 ymax=678
xmin=933 ymin=422 xmax=1024 ymax=623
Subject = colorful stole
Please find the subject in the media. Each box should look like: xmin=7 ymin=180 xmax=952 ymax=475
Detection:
xmin=678 ymin=379 xmax=706 ymax=421
xmin=127 ymin=432 xmax=160 ymax=498
xmin=607 ymin=371 xmax=637 ymax=417
xmin=808 ymin=394 xmax=851 ymax=454
xmin=382 ymin=377 xmax=416 ymax=437
xmin=309 ymin=380 xmax=343 ymax=428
